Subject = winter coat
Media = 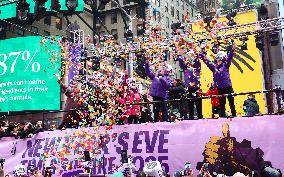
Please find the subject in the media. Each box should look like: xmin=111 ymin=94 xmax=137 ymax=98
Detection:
xmin=125 ymin=90 xmax=141 ymax=116
xmin=178 ymin=56 xmax=201 ymax=89
xmin=201 ymin=50 xmax=234 ymax=89
xmin=168 ymin=84 xmax=185 ymax=100
xmin=243 ymin=98 xmax=259 ymax=116
xmin=206 ymin=87 xmax=220 ymax=107
xmin=145 ymin=62 xmax=172 ymax=99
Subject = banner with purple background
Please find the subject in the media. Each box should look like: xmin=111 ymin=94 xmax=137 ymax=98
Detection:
xmin=0 ymin=115 xmax=284 ymax=176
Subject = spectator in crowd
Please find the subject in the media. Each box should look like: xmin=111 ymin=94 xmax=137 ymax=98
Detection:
xmin=198 ymin=163 xmax=212 ymax=177
xmin=243 ymin=95 xmax=259 ymax=117
xmin=168 ymin=79 xmax=187 ymax=119
xmin=178 ymin=54 xmax=203 ymax=120
xmin=140 ymin=89 xmax=152 ymax=123
xmin=205 ymin=83 xmax=220 ymax=118
xmin=55 ymin=74 xmax=82 ymax=129
xmin=200 ymin=45 xmax=237 ymax=118
xmin=144 ymin=60 xmax=172 ymax=122
xmin=125 ymin=87 xmax=141 ymax=124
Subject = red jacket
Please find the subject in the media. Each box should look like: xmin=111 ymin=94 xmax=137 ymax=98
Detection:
xmin=125 ymin=90 xmax=141 ymax=116
xmin=206 ymin=88 xmax=220 ymax=107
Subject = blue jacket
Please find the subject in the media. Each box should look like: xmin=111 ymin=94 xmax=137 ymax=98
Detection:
xmin=145 ymin=62 xmax=172 ymax=99
xmin=178 ymin=56 xmax=201 ymax=89
xmin=201 ymin=50 xmax=234 ymax=89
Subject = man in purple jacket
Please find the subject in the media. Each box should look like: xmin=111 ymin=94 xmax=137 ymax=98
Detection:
xmin=200 ymin=47 xmax=237 ymax=117
xmin=145 ymin=61 xmax=172 ymax=122
xmin=178 ymin=55 xmax=203 ymax=119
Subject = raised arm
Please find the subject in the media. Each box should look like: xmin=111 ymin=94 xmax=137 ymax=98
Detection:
xmin=144 ymin=61 xmax=155 ymax=80
xmin=225 ymin=45 xmax=236 ymax=68
xmin=178 ymin=55 xmax=187 ymax=70
xmin=199 ymin=54 xmax=215 ymax=72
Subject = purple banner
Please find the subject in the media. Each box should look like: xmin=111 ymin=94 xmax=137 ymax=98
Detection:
xmin=1 ymin=115 xmax=284 ymax=176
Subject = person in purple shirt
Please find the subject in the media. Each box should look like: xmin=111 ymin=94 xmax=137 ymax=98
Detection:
xmin=178 ymin=55 xmax=203 ymax=119
xmin=200 ymin=46 xmax=237 ymax=117
xmin=144 ymin=60 xmax=172 ymax=122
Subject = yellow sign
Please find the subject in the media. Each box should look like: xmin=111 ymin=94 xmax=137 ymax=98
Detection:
xmin=193 ymin=11 xmax=266 ymax=117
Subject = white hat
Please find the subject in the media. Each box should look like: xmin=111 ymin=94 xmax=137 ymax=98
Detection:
xmin=215 ymin=51 xmax=226 ymax=61
xmin=165 ymin=64 xmax=173 ymax=72
xmin=232 ymin=172 xmax=246 ymax=177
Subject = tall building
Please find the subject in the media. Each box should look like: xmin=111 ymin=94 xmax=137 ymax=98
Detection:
xmin=95 ymin=0 xmax=198 ymax=40
xmin=196 ymin=0 xmax=221 ymax=15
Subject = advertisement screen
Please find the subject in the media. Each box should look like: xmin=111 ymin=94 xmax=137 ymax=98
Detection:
xmin=0 ymin=36 xmax=61 ymax=112
xmin=0 ymin=0 xmax=84 ymax=20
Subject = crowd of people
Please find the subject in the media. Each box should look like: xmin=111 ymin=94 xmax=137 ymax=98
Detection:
xmin=0 ymin=120 xmax=43 ymax=139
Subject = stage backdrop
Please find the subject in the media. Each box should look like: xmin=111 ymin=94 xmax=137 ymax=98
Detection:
xmin=0 ymin=116 xmax=284 ymax=176
xmin=192 ymin=10 xmax=266 ymax=118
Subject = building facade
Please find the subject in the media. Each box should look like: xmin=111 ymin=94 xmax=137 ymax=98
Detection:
xmin=196 ymin=0 xmax=221 ymax=15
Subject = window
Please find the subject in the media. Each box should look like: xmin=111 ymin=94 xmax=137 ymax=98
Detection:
xmin=177 ymin=10 xmax=179 ymax=20
xmin=123 ymin=0 xmax=129 ymax=5
xmin=181 ymin=0 xmax=184 ymax=10
xmin=100 ymin=14 xmax=105 ymax=25
xmin=136 ymin=7 xmax=143 ymax=18
xmin=99 ymin=31 xmax=106 ymax=37
xmin=31 ymin=26 xmax=38 ymax=35
xmin=166 ymin=17 xmax=170 ymax=28
xmin=55 ymin=18 xmax=62 ymax=30
xmin=165 ymin=2 xmax=168 ymax=12
xmin=111 ymin=12 xmax=117 ymax=24
xmin=157 ymin=11 xmax=161 ymax=22
xmin=191 ymin=8 xmax=194 ymax=17
xmin=111 ymin=29 xmax=118 ymax=39
xmin=137 ymin=25 xmax=144 ymax=36
xmin=182 ymin=15 xmax=185 ymax=22
xmin=44 ymin=16 xmax=51 ymax=25
xmin=171 ymin=6 xmax=174 ymax=17
xmin=111 ymin=1 xmax=117 ymax=8
xmin=176 ymin=0 xmax=179 ymax=6
xmin=44 ymin=31 xmax=50 ymax=36
xmin=16 ymin=27 xmax=24 ymax=36
xmin=157 ymin=0 xmax=160 ymax=7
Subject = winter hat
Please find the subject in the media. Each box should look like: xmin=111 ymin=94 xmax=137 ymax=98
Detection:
xmin=215 ymin=51 xmax=226 ymax=62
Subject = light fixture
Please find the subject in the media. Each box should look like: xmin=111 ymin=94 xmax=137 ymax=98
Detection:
xmin=34 ymin=0 xmax=47 ymax=21
xmin=240 ymin=36 xmax=248 ymax=50
xmin=51 ymin=0 xmax=61 ymax=11
xmin=66 ymin=0 xmax=78 ymax=11
xmin=16 ymin=0 xmax=30 ymax=21
xmin=255 ymin=33 xmax=264 ymax=50
xmin=226 ymin=10 xmax=237 ymax=26
xmin=269 ymin=31 xmax=279 ymax=46
xmin=259 ymin=4 xmax=268 ymax=20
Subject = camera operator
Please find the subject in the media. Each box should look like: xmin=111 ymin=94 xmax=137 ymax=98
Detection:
xmin=198 ymin=163 xmax=212 ymax=177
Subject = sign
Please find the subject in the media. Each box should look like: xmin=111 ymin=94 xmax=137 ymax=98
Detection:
xmin=0 ymin=0 xmax=84 ymax=20
xmin=0 ymin=116 xmax=284 ymax=176
xmin=0 ymin=36 xmax=61 ymax=112
xmin=193 ymin=10 xmax=266 ymax=117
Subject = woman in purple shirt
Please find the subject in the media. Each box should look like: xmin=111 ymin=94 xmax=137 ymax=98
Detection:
xmin=200 ymin=46 xmax=237 ymax=117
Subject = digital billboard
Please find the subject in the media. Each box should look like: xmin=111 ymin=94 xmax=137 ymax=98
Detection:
xmin=0 ymin=0 xmax=84 ymax=20
xmin=0 ymin=36 xmax=61 ymax=112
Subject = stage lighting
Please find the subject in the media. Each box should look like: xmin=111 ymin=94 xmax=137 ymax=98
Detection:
xmin=269 ymin=31 xmax=279 ymax=46
xmin=226 ymin=10 xmax=237 ymax=26
xmin=255 ymin=33 xmax=264 ymax=50
xmin=240 ymin=36 xmax=248 ymax=50
xmin=34 ymin=0 xmax=47 ymax=21
xmin=51 ymin=0 xmax=61 ymax=11
xmin=16 ymin=0 xmax=30 ymax=21
xmin=66 ymin=0 xmax=78 ymax=11
xmin=259 ymin=4 xmax=268 ymax=20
